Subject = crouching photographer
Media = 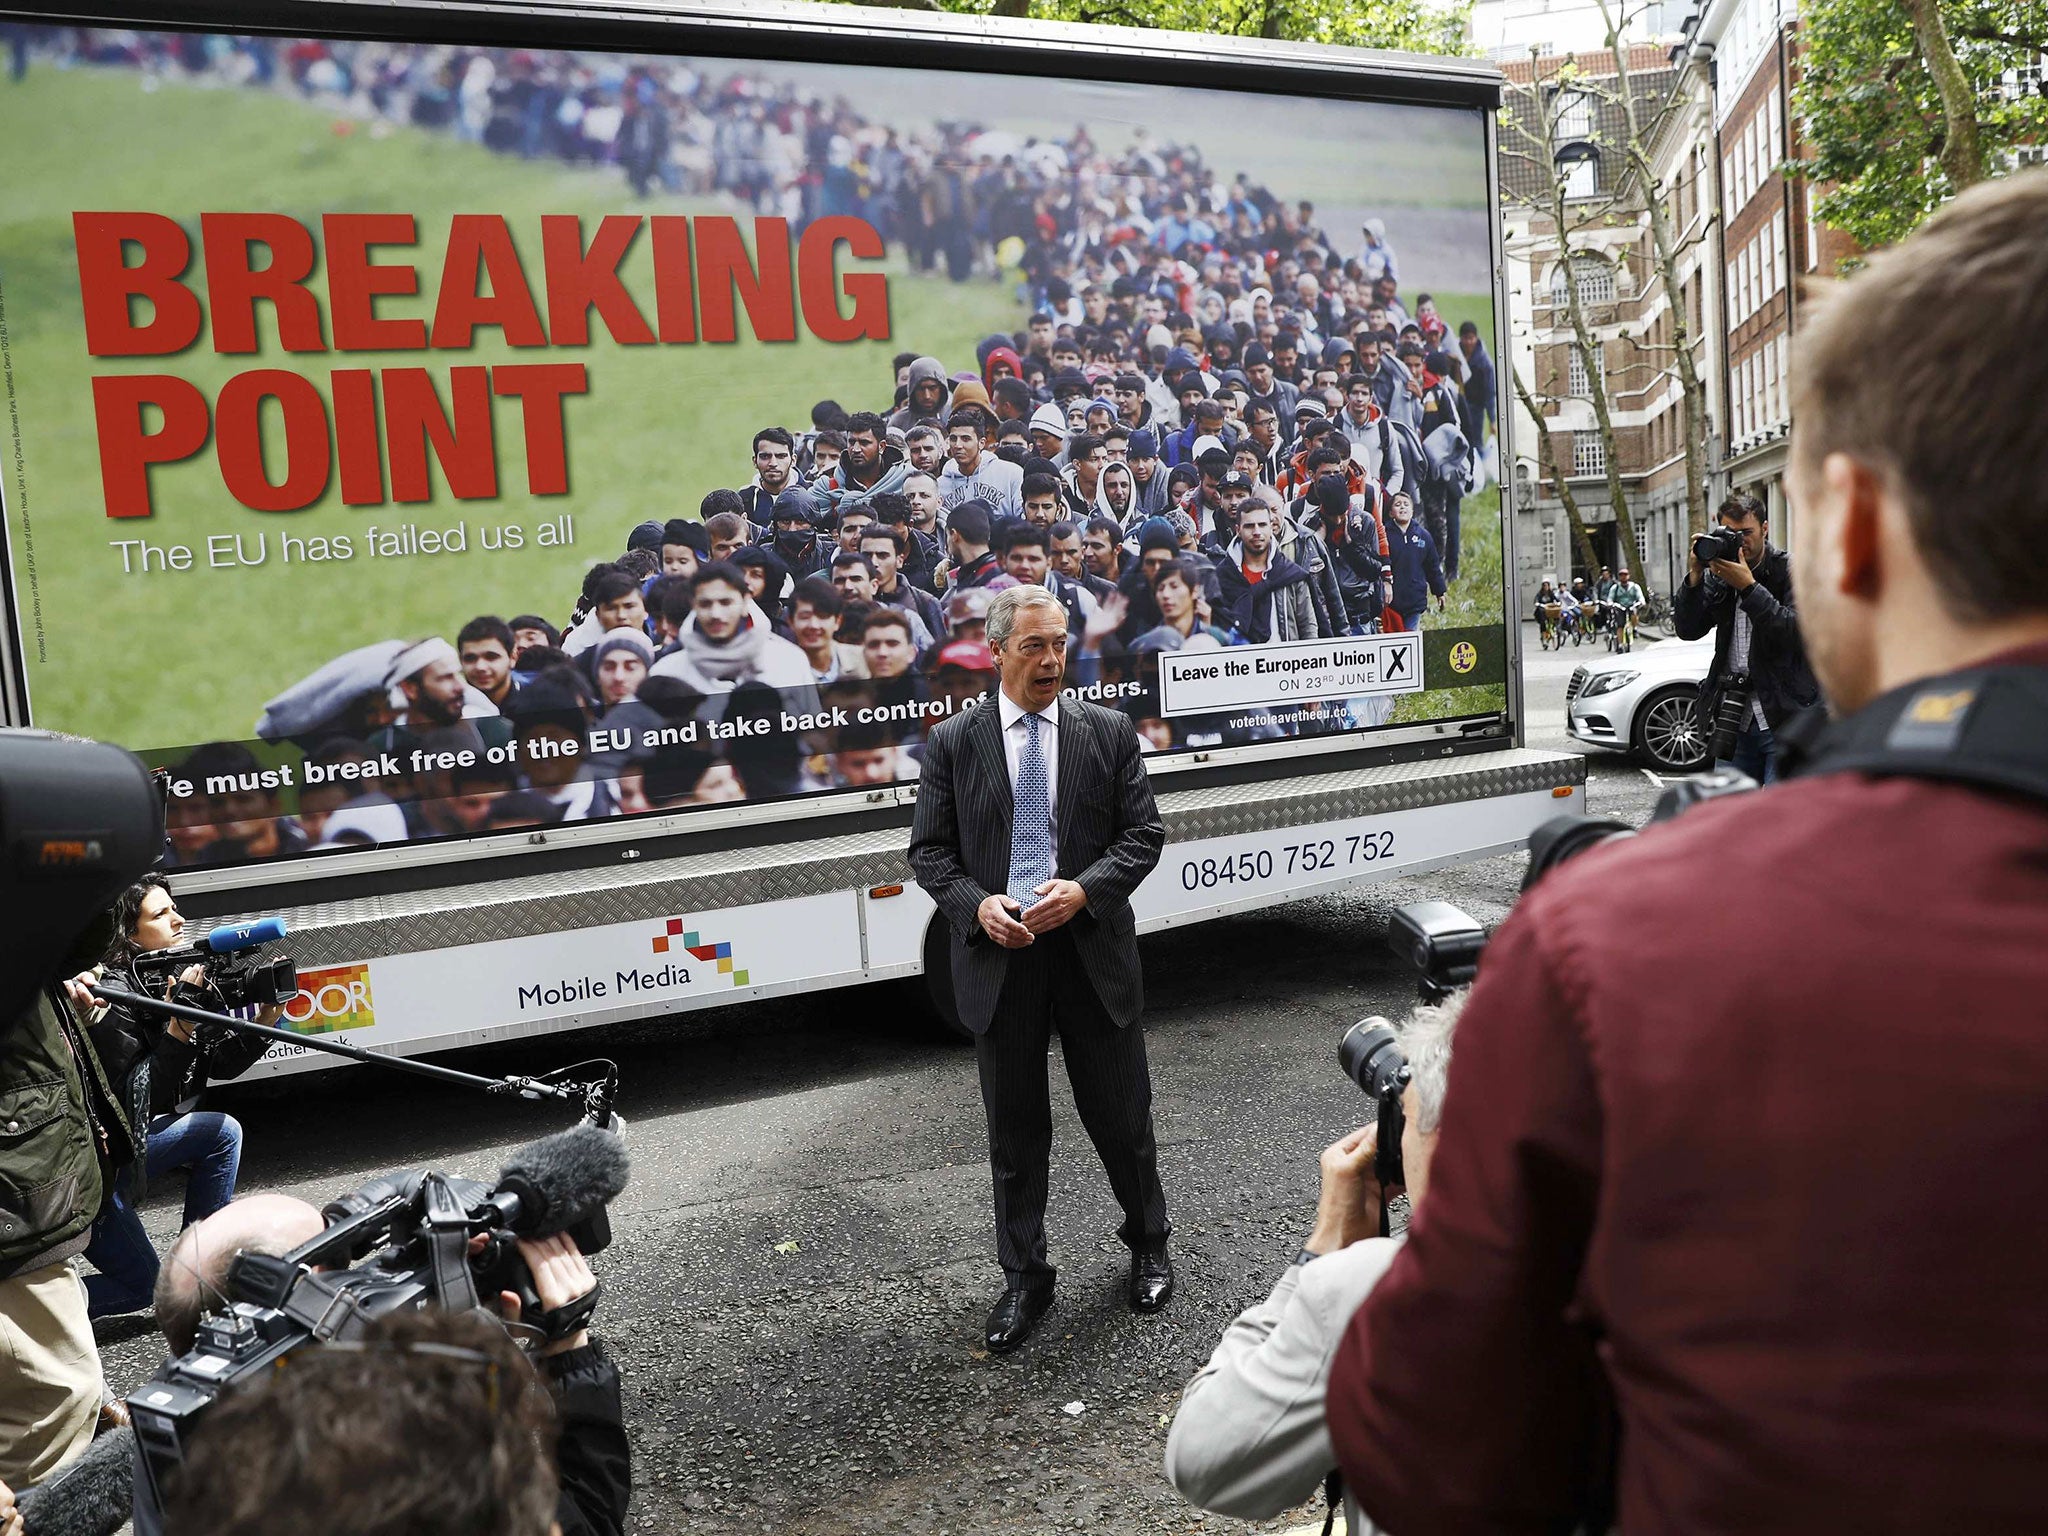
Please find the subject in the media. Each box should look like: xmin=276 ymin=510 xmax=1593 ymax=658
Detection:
xmin=1674 ymin=490 xmax=1819 ymax=782
xmin=67 ymin=876 xmax=284 ymax=1320
xmin=1165 ymin=993 xmax=1459 ymax=1535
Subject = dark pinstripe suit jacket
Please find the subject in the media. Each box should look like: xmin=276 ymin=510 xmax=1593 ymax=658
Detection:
xmin=908 ymin=692 xmax=1165 ymax=1035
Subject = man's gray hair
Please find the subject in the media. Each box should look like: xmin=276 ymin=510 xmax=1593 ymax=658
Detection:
xmin=986 ymin=584 xmax=1065 ymax=649
xmin=1397 ymin=987 xmax=1465 ymax=1135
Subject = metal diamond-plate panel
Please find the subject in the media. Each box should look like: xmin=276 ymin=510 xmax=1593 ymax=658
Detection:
xmin=226 ymin=749 xmax=1581 ymax=966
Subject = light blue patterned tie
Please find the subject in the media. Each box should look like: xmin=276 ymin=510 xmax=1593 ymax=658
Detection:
xmin=1008 ymin=712 xmax=1055 ymax=908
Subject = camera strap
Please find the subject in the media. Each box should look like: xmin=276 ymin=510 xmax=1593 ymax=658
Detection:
xmin=1791 ymin=662 xmax=2048 ymax=805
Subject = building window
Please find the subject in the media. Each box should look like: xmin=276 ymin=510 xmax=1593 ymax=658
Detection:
xmin=2006 ymin=52 xmax=2045 ymax=100
xmin=1542 ymin=523 xmax=1557 ymax=573
xmin=1763 ymin=341 xmax=1779 ymax=425
xmin=1551 ymin=252 xmax=1613 ymax=306
xmin=1555 ymin=88 xmax=1595 ymax=140
xmin=1560 ymin=152 xmax=1599 ymax=200
xmin=1635 ymin=521 xmax=1650 ymax=564
xmin=1573 ymin=433 xmax=1607 ymax=478
xmin=1572 ymin=253 xmax=1615 ymax=303
xmin=1569 ymin=345 xmax=1591 ymax=397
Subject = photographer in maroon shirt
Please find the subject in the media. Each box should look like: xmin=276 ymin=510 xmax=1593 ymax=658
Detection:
xmin=1328 ymin=175 xmax=2048 ymax=1535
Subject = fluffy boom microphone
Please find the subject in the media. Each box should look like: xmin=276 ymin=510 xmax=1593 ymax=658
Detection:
xmin=17 ymin=1425 xmax=134 ymax=1536
xmin=489 ymin=1122 xmax=630 ymax=1236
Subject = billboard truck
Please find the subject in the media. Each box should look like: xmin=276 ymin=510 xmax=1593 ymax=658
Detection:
xmin=0 ymin=0 xmax=1583 ymax=1071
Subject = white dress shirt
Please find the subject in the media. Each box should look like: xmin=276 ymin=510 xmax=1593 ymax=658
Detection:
xmin=996 ymin=687 xmax=1059 ymax=815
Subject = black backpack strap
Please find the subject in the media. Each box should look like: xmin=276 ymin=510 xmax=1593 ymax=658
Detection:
xmin=1795 ymin=665 xmax=2048 ymax=803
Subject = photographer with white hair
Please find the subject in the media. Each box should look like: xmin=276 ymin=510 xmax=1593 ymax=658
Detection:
xmin=1164 ymin=994 xmax=1460 ymax=1534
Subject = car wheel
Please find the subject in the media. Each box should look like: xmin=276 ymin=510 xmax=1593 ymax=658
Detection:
xmin=1633 ymin=685 xmax=1710 ymax=771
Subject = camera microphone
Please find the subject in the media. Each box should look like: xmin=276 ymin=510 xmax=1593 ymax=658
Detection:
xmin=17 ymin=1423 xmax=134 ymax=1536
xmin=195 ymin=915 xmax=288 ymax=955
xmin=488 ymin=1122 xmax=630 ymax=1238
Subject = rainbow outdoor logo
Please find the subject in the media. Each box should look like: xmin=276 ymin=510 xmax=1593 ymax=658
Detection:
xmin=652 ymin=919 xmax=749 ymax=987
xmin=282 ymin=962 xmax=375 ymax=1034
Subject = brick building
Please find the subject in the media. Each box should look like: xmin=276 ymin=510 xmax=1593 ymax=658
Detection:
xmin=1501 ymin=45 xmax=1711 ymax=605
xmin=1688 ymin=0 xmax=1857 ymax=551
xmin=1501 ymin=0 xmax=1861 ymax=609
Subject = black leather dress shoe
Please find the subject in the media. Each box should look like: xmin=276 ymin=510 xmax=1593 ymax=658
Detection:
xmin=985 ymin=1284 xmax=1055 ymax=1353
xmin=1130 ymin=1246 xmax=1175 ymax=1313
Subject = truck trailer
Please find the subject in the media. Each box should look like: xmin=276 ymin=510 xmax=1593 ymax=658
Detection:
xmin=0 ymin=0 xmax=1581 ymax=1068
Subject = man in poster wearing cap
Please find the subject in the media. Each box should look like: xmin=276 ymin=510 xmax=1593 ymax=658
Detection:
xmin=368 ymin=638 xmax=511 ymax=758
xmin=909 ymin=584 xmax=1172 ymax=1356
xmin=1027 ymin=401 xmax=1069 ymax=465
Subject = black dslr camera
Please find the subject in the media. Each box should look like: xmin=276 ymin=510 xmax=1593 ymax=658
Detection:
xmin=130 ymin=916 xmax=298 ymax=1013
xmin=127 ymin=1120 xmax=628 ymax=1525
xmin=1337 ymin=903 xmax=1488 ymax=1232
xmin=1693 ymin=524 xmax=1745 ymax=566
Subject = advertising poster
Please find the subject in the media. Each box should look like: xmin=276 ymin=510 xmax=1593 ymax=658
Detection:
xmin=0 ymin=23 xmax=1508 ymax=874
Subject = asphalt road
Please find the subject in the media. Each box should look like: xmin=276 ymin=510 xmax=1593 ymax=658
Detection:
xmin=96 ymin=628 xmax=1673 ymax=1535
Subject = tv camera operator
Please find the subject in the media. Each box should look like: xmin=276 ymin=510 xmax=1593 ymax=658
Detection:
xmin=0 ymin=733 xmax=632 ymax=1535
xmin=66 ymin=876 xmax=282 ymax=1320
xmin=1165 ymin=992 xmax=1460 ymax=1536
xmin=1327 ymin=173 xmax=2048 ymax=1535
xmin=1674 ymin=489 xmax=1819 ymax=782
xmin=152 ymin=1200 xmax=629 ymax=1536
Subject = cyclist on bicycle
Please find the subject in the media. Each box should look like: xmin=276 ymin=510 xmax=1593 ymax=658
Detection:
xmin=1609 ymin=567 xmax=1646 ymax=649
xmin=1534 ymin=579 xmax=1561 ymax=646
xmin=1612 ymin=568 xmax=1645 ymax=617
xmin=1556 ymin=581 xmax=1585 ymax=641
xmin=1592 ymin=566 xmax=1618 ymax=633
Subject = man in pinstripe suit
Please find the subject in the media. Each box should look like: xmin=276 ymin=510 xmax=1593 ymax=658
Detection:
xmin=909 ymin=584 xmax=1174 ymax=1353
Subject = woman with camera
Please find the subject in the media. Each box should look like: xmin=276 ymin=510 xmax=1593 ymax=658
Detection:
xmin=77 ymin=876 xmax=279 ymax=1318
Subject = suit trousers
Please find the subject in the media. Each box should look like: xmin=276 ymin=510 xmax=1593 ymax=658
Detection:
xmin=975 ymin=926 xmax=1170 ymax=1289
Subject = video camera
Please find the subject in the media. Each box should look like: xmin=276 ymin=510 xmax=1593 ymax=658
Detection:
xmin=0 ymin=732 xmax=166 ymax=1027
xmin=126 ymin=1117 xmax=629 ymax=1523
xmin=129 ymin=915 xmax=298 ymax=1013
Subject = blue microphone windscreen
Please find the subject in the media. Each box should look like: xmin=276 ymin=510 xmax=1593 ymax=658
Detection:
xmin=200 ymin=915 xmax=288 ymax=954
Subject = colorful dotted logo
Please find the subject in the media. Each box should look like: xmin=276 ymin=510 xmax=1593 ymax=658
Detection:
xmin=651 ymin=918 xmax=748 ymax=986
xmin=1449 ymin=641 xmax=1479 ymax=674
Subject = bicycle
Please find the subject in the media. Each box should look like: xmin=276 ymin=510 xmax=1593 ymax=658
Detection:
xmin=1607 ymin=604 xmax=1638 ymax=653
xmin=1536 ymin=603 xmax=1561 ymax=650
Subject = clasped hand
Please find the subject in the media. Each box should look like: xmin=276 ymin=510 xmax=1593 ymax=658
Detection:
xmin=977 ymin=880 xmax=1088 ymax=947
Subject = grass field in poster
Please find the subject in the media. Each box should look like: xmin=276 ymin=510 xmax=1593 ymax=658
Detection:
xmin=0 ymin=66 xmax=1018 ymax=749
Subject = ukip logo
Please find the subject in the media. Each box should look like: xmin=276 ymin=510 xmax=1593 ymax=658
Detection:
xmin=651 ymin=918 xmax=748 ymax=987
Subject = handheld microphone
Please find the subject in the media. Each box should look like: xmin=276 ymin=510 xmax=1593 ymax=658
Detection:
xmin=488 ymin=1123 xmax=629 ymax=1238
xmin=197 ymin=915 xmax=287 ymax=955
xmin=17 ymin=1424 xmax=134 ymax=1536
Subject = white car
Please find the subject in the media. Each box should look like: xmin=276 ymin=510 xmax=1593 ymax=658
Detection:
xmin=1566 ymin=637 xmax=1715 ymax=771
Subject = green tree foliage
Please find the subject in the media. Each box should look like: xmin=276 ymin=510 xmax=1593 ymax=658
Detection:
xmin=1796 ymin=0 xmax=2048 ymax=249
xmin=826 ymin=0 xmax=1474 ymax=56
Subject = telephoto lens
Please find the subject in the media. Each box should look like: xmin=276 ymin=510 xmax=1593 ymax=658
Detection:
xmin=1339 ymin=1017 xmax=1410 ymax=1200
xmin=1708 ymin=674 xmax=1756 ymax=760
